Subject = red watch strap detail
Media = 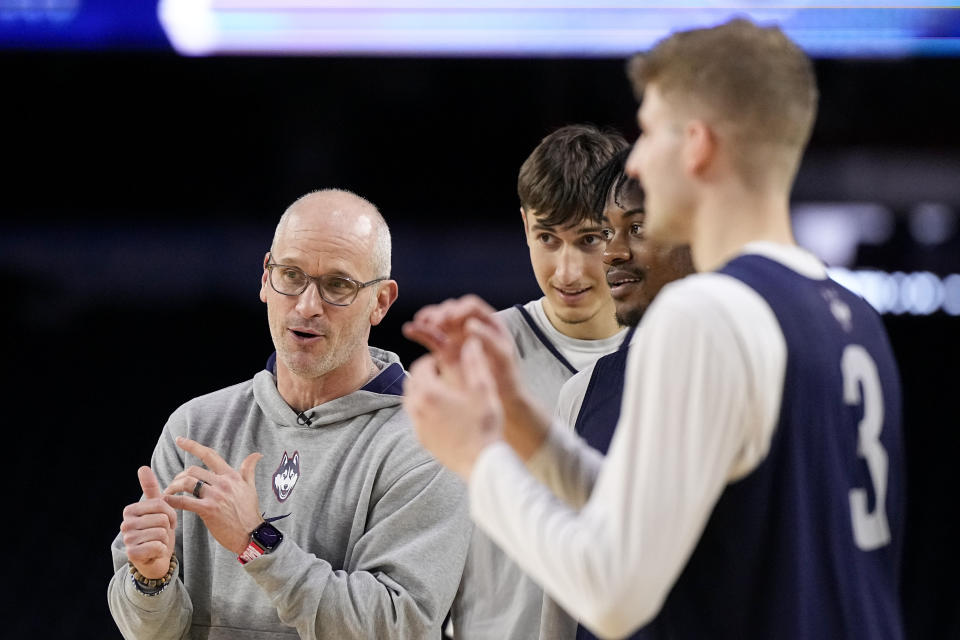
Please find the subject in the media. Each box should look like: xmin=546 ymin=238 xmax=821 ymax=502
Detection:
xmin=238 ymin=540 xmax=266 ymax=565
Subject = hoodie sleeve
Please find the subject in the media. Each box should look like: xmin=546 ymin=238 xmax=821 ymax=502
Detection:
xmin=243 ymin=455 xmax=471 ymax=639
xmin=107 ymin=420 xmax=192 ymax=640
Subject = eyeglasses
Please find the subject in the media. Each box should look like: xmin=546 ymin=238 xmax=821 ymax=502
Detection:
xmin=265 ymin=259 xmax=387 ymax=306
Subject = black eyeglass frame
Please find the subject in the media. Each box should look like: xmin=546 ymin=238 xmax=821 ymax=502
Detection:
xmin=264 ymin=257 xmax=388 ymax=307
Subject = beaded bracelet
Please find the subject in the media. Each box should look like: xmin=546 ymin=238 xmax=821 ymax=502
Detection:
xmin=129 ymin=556 xmax=178 ymax=597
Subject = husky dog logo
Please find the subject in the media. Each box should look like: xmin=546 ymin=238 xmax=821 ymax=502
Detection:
xmin=272 ymin=451 xmax=300 ymax=502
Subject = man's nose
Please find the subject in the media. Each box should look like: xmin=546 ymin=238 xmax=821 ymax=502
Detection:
xmin=604 ymin=231 xmax=631 ymax=267
xmin=554 ymin=249 xmax=585 ymax=284
xmin=295 ymin=281 xmax=326 ymax=317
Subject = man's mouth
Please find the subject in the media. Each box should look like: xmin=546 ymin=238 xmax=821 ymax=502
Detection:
xmin=607 ymin=271 xmax=645 ymax=294
xmin=289 ymin=328 xmax=324 ymax=341
xmin=553 ymin=286 xmax=591 ymax=303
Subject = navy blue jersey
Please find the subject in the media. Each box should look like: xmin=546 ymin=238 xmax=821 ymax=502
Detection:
xmin=574 ymin=325 xmax=640 ymax=640
xmin=633 ymin=254 xmax=904 ymax=639
xmin=574 ymin=327 xmax=636 ymax=460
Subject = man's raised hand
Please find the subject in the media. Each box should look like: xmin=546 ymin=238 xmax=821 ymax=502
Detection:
xmin=121 ymin=466 xmax=177 ymax=579
xmin=163 ymin=437 xmax=264 ymax=556
xmin=404 ymin=337 xmax=504 ymax=480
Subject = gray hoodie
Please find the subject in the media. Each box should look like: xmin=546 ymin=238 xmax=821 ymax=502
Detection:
xmin=453 ymin=305 xmax=582 ymax=640
xmin=109 ymin=347 xmax=471 ymax=639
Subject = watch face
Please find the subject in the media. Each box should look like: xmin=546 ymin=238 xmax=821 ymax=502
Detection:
xmin=253 ymin=522 xmax=283 ymax=550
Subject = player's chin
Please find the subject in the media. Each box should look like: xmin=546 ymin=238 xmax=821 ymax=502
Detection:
xmin=614 ymin=299 xmax=647 ymax=328
xmin=555 ymin=298 xmax=604 ymax=324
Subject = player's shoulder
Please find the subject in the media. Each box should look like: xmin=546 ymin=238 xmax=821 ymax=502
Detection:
xmin=559 ymin=362 xmax=595 ymax=399
xmin=637 ymin=272 xmax=784 ymax=361
xmin=652 ymin=271 xmax=768 ymax=318
xmin=658 ymin=244 xmax=828 ymax=315
xmin=495 ymin=302 xmax=528 ymax=327
xmin=495 ymin=300 xmax=541 ymax=344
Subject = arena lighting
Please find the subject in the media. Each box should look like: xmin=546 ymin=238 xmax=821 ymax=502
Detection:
xmin=909 ymin=203 xmax=957 ymax=246
xmin=156 ymin=1 xmax=960 ymax=57
xmin=792 ymin=203 xmax=896 ymax=268
xmin=944 ymin=275 xmax=960 ymax=316
xmin=829 ymin=268 xmax=960 ymax=316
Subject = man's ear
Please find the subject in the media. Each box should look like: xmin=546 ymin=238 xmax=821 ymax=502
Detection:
xmin=259 ymin=252 xmax=271 ymax=303
xmin=684 ymin=119 xmax=716 ymax=177
xmin=370 ymin=280 xmax=399 ymax=326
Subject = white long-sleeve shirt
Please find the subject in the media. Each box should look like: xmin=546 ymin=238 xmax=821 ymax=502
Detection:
xmin=469 ymin=244 xmax=827 ymax=638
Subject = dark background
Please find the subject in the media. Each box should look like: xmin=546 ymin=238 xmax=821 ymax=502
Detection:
xmin=3 ymin=52 xmax=959 ymax=637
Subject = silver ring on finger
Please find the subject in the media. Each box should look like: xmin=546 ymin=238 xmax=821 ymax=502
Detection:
xmin=192 ymin=479 xmax=204 ymax=499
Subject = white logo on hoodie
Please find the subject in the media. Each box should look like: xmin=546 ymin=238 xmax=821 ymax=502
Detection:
xmin=273 ymin=451 xmax=300 ymax=502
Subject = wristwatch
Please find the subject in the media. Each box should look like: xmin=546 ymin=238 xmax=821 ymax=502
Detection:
xmin=238 ymin=521 xmax=284 ymax=565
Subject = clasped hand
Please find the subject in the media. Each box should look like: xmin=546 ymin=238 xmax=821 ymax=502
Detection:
xmin=402 ymin=295 xmax=541 ymax=479
xmin=121 ymin=437 xmax=264 ymax=578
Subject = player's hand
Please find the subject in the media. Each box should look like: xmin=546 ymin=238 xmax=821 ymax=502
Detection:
xmin=163 ymin=437 xmax=264 ymax=555
xmin=404 ymin=337 xmax=503 ymax=480
xmin=405 ymin=294 xmax=549 ymax=460
xmin=121 ymin=466 xmax=177 ymax=579
xmin=404 ymin=295 xmax=520 ymax=401
xmin=403 ymin=294 xmax=497 ymax=364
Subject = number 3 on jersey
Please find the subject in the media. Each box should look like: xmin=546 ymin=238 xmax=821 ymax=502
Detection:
xmin=842 ymin=344 xmax=892 ymax=551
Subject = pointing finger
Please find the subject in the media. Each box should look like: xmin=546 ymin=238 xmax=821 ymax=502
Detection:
xmin=162 ymin=475 xmax=208 ymax=514
xmin=402 ymin=321 xmax=447 ymax=354
xmin=176 ymin=436 xmax=231 ymax=474
xmin=167 ymin=466 xmax=218 ymax=489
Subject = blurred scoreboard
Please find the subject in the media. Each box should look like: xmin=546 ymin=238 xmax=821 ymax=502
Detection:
xmin=2 ymin=1 xmax=959 ymax=57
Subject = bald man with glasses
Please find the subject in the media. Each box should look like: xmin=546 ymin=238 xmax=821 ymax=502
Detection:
xmin=108 ymin=189 xmax=471 ymax=640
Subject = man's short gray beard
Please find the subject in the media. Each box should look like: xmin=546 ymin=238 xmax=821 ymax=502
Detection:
xmin=615 ymin=306 xmax=644 ymax=328
xmin=279 ymin=350 xmax=343 ymax=380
